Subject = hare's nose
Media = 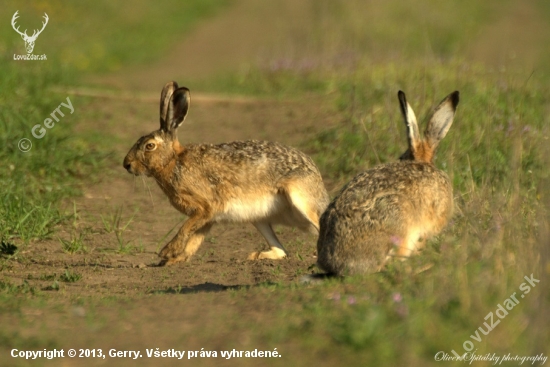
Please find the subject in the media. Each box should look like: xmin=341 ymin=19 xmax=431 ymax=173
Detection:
xmin=123 ymin=158 xmax=132 ymax=172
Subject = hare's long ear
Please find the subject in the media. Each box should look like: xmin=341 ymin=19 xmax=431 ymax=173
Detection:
xmin=160 ymin=81 xmax=179 ymax=131
xmin=424 ymin=91 xmax=459 ymax=151
xmin=398 ymin=90 xmax=420 ymax=156
xmin=166 ymin=87 xmax=190 ymax=132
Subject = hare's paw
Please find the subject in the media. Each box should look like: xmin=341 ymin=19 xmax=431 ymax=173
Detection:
xmin=158 ymin=243 xmax=190 ymax=266
xmin=157 ymin=250 xmax=190 ymax=266
xmin=159 ymin=244 xmax=178 ymax=260
xmin=247 ymin=247 xmax=287 ymax=260
xmin=157 ymin=255 xmax=189 ymax=266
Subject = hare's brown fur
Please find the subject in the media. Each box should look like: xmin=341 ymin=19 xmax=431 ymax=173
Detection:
xmin=317 ymin=161 xmax=452 ymax=275
xmin=316 ymin=91 xmax=459 ymax=276
xmin=124 ymin=82 xmax=329 ymax=265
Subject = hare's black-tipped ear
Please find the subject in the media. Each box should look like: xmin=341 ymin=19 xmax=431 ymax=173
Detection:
xmin=167 ymin=87 xmax=190 ymax=131
xmin=398 ymin=90 xmax=420 ymax=154
xmin=424 ymin=91 xmax=459 ymax=150
xmin=160 ymin=81 xmax=179 ymax=131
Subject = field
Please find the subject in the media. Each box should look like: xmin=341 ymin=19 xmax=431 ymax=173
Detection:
xmin=1 ymin=1 xmax=549 ymax=366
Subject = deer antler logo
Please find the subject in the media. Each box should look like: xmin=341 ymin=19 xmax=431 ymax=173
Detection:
xmin=11 ymin=11 xmax=49 ymax=54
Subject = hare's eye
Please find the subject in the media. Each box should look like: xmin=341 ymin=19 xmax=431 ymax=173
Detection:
xmin=145 ymin=142 xmax=156 ymax=151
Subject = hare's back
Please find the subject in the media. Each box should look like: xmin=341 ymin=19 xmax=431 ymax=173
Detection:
xmin=332 ymin=161 xmax=452 ymax=214
xmin=190 ymin=140 xmax=322 ymax=177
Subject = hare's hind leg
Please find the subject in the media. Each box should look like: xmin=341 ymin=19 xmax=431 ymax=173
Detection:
xmin=386 ymin=229 xmax=422 ymax=261
xmin=248 ymin=222 xmax=287 ymax=260
xmin=283 ymin=183 xmax=322 ymax=232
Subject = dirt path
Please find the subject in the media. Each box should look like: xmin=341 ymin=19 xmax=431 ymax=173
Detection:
xmin=3 ymin=0 xmax=343 ymax=297
xmin=8 ymin=92 xmax=338 ymax=298
xmin=14 ymin=0 xmax=548 ymax=298
xmin=90 ymin=0 xmax=313 ymax=91
xmin=3 ymin=2 xmax=548 ymax=366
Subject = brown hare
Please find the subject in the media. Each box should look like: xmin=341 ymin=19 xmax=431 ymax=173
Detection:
xmin=123 ymin=81 xmax=329 ymax=266
xmin=316 ymin=90 xmax=459 ymax=276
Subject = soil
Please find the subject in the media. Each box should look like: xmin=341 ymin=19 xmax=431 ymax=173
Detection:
xmin=6 ymin=92 xmax=341 ymax=297
xmin=2 ymin=1 xmax=546 ymax=366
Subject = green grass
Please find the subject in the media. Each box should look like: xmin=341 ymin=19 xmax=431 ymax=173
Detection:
xmin=0 ymin=280 xmax=36 ymax=296
xmin=2 ymin=0 xmax=230 ymax=73
xmin=59 ymin=270 xmax=82 ymax=283
xmin=226 ymin=38 xmax=549 ymax=366
xmin=0 ymin=1 xmax=548 ymax=366
xmin=59 ymin=231 xmax=88 ymax=254
xmin=0 ymin=62 xmax=100 ymax=242
xmin=193 ymin=1 xmax=550 ymax=363
xmin=0 ymin=1 xmax=228 ymax=244
xmin=199 ymin=0 xmax=550 ymax=96
xmin=305 ymin=62 xmax=549 ymax=190
xmin=240 ymin=262 xmax=548 ymax=365
xmin=99 ymin=206 xmax=139 ymax=253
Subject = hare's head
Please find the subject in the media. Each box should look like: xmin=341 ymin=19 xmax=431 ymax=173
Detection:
xmin=123 ymin=81 xmax=190 ymax=176
xmin=398 ymin=91 xmax=459 ymax=163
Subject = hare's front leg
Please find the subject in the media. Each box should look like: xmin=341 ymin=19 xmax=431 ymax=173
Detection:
xmin=158 ymin=215 xmax=213 ymax=266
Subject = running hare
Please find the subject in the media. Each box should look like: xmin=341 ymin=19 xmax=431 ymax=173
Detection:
xmin=123 ymin=81 xmax=329 ymax=266
xmin=316 ymin=90 xmax=459 ymax=276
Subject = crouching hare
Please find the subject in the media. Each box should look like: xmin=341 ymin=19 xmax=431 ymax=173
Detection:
xmin=316 ymin=90 xmax=459 ymax=276
xmin=123 ymin=81 xmax=329 ymax=266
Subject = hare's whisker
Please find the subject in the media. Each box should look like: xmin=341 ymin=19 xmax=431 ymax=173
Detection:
xmin=144 ymin=176 xmax=156 ymax=208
